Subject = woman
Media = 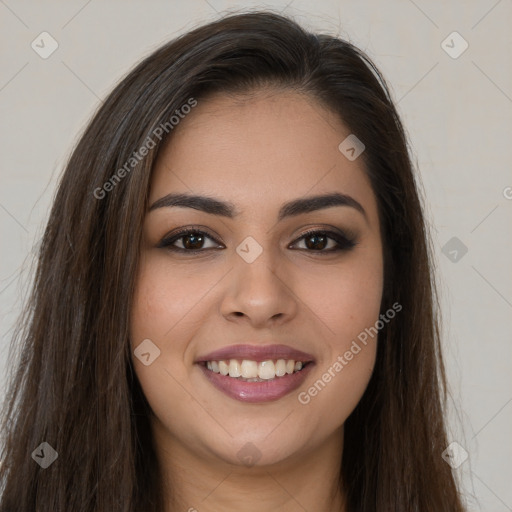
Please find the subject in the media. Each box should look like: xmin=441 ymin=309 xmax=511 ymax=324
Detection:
xmin=0 ymin=10 xmax=467 ymax=512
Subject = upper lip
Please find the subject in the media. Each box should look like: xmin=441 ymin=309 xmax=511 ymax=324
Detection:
xmin=196 ymin=344 xmax=315 ymax=363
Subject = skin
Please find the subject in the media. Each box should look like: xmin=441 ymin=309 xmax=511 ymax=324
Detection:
xmin=130 ymin=89 xmax=384 ymax=511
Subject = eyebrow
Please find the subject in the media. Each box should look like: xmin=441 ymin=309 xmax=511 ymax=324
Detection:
xmin=149 ymin=192 xmax=367 ymax=222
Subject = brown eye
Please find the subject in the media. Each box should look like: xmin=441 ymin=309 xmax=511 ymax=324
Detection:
xmin=158 ymin=229 xmax=222 ymax=252
xmin=180 ymin=232 xmax=206 ymax=250
xmin=291 ymin=230 xmax=356 ymax=253
xmin=304 ymin=232 xmax=330 ymax=250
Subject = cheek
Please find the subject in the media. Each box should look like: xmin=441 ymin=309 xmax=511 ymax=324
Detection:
xmin=293 ymin=249 xmax=384 ymax=347
xmin=297 ymin=344 xmax=377 ymax=436
xmin=130 ymin=254 xmax=212 ymax=347
xmin=129 ymin=253 xmax=232 ymax=404
xmin=296 ymin=270 xmax=382 ymax=430
xmin=292 ymin=249 xmax=383 ymax=424
xmin=129 ymin=256 xmax=199 ymax=397
xmin=129 ymin=257 xmax=205 ymax=424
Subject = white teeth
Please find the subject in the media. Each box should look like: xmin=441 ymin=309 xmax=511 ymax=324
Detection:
xmin=258 ymin=360 xmax=276 ymax=380
xmin=228 ymin=359 xmax=242 ymax=377
xmin=275 ymin=359 xmax=287 ymax=377
xmin=218 ymin=360 xmax=229 ymax=375
xmin=241 ymin=360 xmax=259 ymax=378
xmin=205 ymin=358 xmax=308 ymax=380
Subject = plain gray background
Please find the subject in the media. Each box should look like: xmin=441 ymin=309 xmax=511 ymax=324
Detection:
xmin=1 ymin=1 xmax=511 ymax=510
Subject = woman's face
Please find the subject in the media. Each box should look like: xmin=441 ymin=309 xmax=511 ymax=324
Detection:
xmin=130 ymin=89 xmax=384 ymax=468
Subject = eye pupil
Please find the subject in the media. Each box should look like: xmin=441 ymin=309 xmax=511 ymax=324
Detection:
xmin=183 ymin=233 xmax=204 ymax=249
xmin=305 ymin=233 xmax=327 ymax=250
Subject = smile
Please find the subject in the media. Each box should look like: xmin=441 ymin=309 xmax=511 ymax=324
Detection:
xmin=204 ymin=359 xmax=308 ymax=381
xmin=196 ymin=344 xmax=315 ymax=403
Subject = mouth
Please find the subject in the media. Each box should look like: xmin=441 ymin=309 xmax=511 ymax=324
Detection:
xmin=195 ymin=344 xmax=315 ymax=403
xmin=201 ymin=358 xmax=312 ymax=382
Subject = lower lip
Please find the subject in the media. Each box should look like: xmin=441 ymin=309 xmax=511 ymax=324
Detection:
xmin=198 ymin=363 xmax=314 ymax=403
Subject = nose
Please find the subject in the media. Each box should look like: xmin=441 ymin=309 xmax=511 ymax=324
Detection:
xmin=219 ymin=246 xmax=298 ymax=328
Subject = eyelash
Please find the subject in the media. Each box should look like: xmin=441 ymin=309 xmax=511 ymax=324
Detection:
xmin=157 ymin=226 xmax=357 ymax=255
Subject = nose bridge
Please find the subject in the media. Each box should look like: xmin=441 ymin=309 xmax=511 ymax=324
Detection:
xmin=235 ymin=233 xmax=270 ymax=266
xmin=221 ymin=233 xmax=296 ymax=325
xmin=234 ymin=233 xmax=283 ymax=293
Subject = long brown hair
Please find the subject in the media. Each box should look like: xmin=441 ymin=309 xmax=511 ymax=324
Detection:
xmin=0 ymin=10 xmax=466 ymax=511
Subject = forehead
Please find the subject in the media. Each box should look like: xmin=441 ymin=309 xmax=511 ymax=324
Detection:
xmin=149 ymin=90 xmax=377 ymax=221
